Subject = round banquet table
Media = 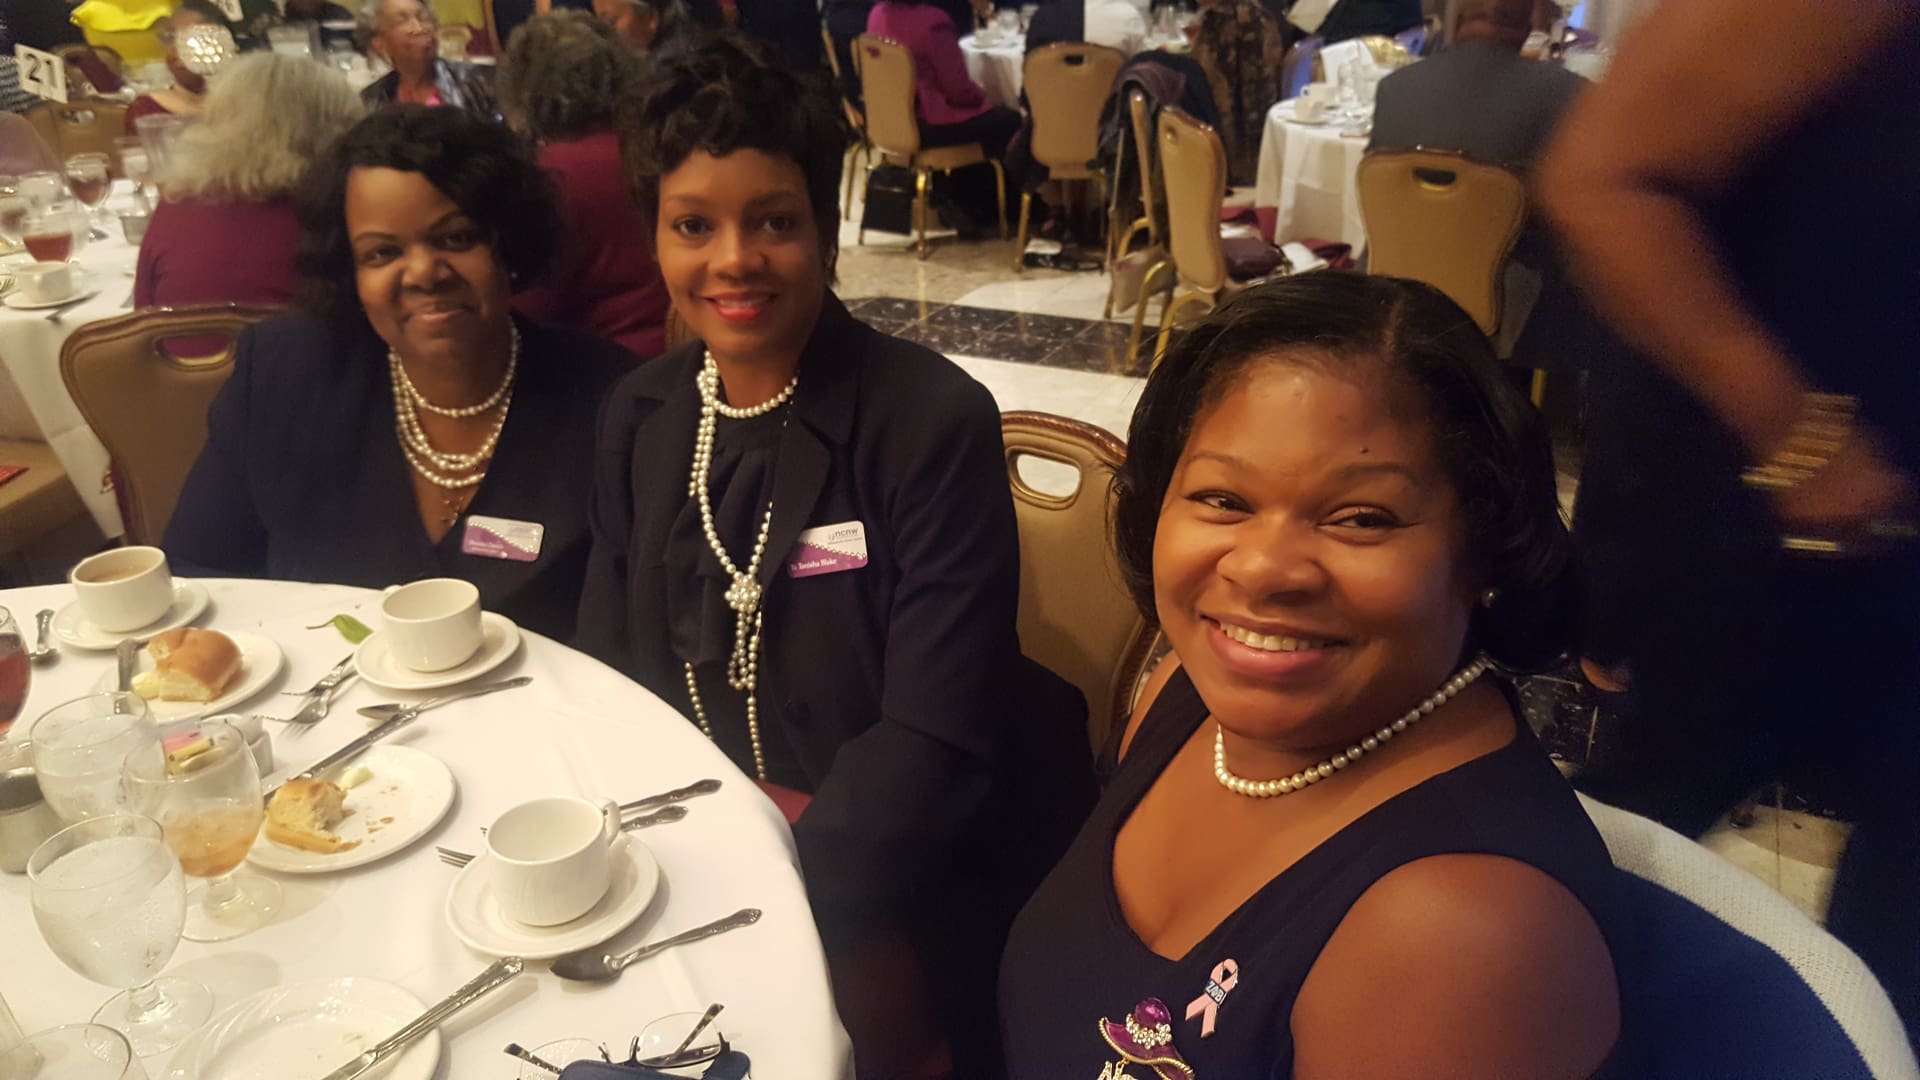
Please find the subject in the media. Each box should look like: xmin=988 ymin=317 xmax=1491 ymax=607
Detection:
xmin=0 ymin=578 xmax=854 ymax=1080
xmin=1252 ymin=100 xmax=1370 ymax=253
xmin=959 ymin=33 xmax=1025 ymax=110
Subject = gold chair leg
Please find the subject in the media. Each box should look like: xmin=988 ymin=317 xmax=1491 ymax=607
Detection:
xmin=1530 ymin=369 xmax=1548 ymax=408
xmin=1155 ymin=290 xmax=1211 ymax=369
xmin=914 ymin=169 xmax=931 ymax=260
xmin=857 ymin=153 xmax=870 ymax=247
xmin=843 ymin=144 xmax=856 ymax=220
xmin=987 ymin=159 xmax=1008 ymax=240
xmin=1014 ymin=192 xmax=1032 ymax=273
xmin=1125 ymin=260 xmax=1171 ymax=374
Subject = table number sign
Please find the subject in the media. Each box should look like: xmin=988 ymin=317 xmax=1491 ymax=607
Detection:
xmin=14 ymin=45 xmax=67 ymax=103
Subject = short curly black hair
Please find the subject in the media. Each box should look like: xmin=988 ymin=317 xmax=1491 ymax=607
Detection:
xmin=1113 ymin=272 xmax=1576 ymax=672
xmin=497 ymin=12 xmax=636 ymax=142
xmin=615 ymin=32 xmax=847 ymax=273
xmin=294 ymin=105 xmax=559 ymax=331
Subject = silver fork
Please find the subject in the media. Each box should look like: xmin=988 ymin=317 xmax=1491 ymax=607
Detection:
xmin=273 ymin=654 xmax=359 ymax=734
xmin=437 ymin=806 xmax=689 ymax=868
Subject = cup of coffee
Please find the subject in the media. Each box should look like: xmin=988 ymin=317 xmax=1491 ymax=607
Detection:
xmin=1302 ymin=81 xmax=1336 ymax=111
xmin=380 ymin=578 xmax=483 ymax=672
xmin=485 ymin=796 xmax=622 ymax=926
xmin=0 ymin=750 xmax=63 ymax=873
xmin=69 ymin=546 xmax=173 ymax=632
xmin=15 ymin=261 xmax=72 ymax=305
xmin=1294 ymin=95 xmax=1326 ymax=123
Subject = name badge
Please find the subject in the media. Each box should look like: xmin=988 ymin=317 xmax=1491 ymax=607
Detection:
xmin=787 ymin=520 xmax=868 ymax=578
xmin=462 ymin=515 xmax=544 ymax=562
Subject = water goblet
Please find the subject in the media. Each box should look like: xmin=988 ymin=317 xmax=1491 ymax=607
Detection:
xmin=0 ymin=607 xmax=27 ymax=738
xmin=64 ymin=154 xmax=111 ymax=226
xmin=0 ymin=1023 xmax=150 ymax=1079
xmin=0 ymin=191 xmax=30 ymax=250
xmin=18 ymin=171 xmax=63 ymax=214
xmin=28 ymin=694 xmax=159 ymax=823
xmin=27 ymin=814 xmax=212 ymax=1056
xmin=123 ymin=719 xmax=279 ymax=941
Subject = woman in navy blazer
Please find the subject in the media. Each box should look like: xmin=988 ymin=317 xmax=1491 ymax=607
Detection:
xmin=577 ymin=37 xmax=1091 ymax=1077
xmin=165 ymin=106 xmax=628 ymax=641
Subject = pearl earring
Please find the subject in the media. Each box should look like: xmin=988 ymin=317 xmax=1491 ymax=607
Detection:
xmin=1479 ymin=588 xmax=1500 ymax=608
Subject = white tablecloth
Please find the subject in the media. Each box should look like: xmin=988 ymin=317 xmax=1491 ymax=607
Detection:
xmin=0 ymin=579 xmax=854 ymax=1080
xmin=1252 ymin=101 xmax=1370 ymax=252
xmin=960 ymin=34 xmax=1025 ymax=110
xmin=0 ymin=181 xmax=146 ymax=539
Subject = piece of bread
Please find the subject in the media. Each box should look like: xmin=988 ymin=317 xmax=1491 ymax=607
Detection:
xmin=131 ymin=628 xmax=242 ymax=703
xmin=266 ymin=778 xmax=361 ymax=853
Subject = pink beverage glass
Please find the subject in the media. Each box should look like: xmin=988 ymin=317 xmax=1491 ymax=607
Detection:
xmin=0 ymin=608 xmax=25 ymax=738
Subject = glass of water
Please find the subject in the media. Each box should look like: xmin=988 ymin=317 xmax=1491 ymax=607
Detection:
xmin=0 ymin=1023 xmax=149 ymax=1079
xmin=28 ymin=694 xmax=160 ymax=823
xmin=28 ymin=815 xmax=210 ymax=1057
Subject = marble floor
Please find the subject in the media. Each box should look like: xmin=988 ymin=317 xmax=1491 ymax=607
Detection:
xmin=834 ymin=186 xmax=1851 ymax=926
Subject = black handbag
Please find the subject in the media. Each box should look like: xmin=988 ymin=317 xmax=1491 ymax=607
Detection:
xmin=860 ymin=164 xmax=917 ymax=235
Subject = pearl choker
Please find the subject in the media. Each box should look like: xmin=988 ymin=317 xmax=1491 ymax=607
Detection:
xmin=1212 ymin=655 xmax=1492 ymax=798
xmin=681 ymin=351 xmax=799 ymax=781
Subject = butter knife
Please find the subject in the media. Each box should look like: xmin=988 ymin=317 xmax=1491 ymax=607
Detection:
xmin=318 ymin=956 xmax=524 ymax=1080
xmin=115 ymin=638 xmax=138 ymax=693
xmin=262 ymin=704 xmax=426 ymax=805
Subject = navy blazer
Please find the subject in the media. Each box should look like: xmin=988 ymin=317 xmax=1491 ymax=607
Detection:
xmin=576 ymin=296 xmax=1094 ymax=936
xmin=165 ymin=313 xmax=629 ymax=641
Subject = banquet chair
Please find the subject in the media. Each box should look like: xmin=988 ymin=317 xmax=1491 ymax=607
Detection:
xmin=59 ymin=304 xmax=283 ymax=545
xmin=1148 ymin=106 xmax=1251 ymax=368
xmin=1014 ymin=42 xmax=1125 ymax=271
xmin=1579 ymin=795 xmax=1920 ymax=1079
xmin=26 ymin=101 xmax=128 ymax=167
xmin=1357 ymin=148 xmax=1525 ymax=335
xmin=853 ymin=34 xmax=1007 ymax=260
xmin=822 ymin=24 xmax=872 ymax=219
xmin=1280 ymin=35 xmax=1322 ymax=99
xmin=0 ymin=438 xmax=94 ymax=576
xmin=1105 ymin=88 xmax=1173 ymax=349
xmin=1002 ymin=411 xmax=1152 ymax=756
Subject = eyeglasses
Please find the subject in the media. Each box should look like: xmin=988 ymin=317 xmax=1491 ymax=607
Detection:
xmin=506 ymin=1005 xmax=749 ymax=1078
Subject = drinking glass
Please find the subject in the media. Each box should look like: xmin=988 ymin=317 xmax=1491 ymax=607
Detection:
xmin=23 ymin=206 xmax=78 ymax=264
xmin=994 ymin=8 xmax=1018 ymax=36
xmin=27 ymin=815 xmax=211 ymax=1057
xmin=0 ymin=191 xmax=30 ymax=249
xmin=0 ymin=608 xmax=27 ymax=738
xmin=17 ymin=171 xmax=63 ymax=214
xmin=64 ymin=154 xmax=111 ymax=225
xmin=0 ymin=1023 xmax=150 ymax=1079
xmin=123 ymin=720 xmax=279 ymax=941
xmin=28 ymin=694 xmax=159 ymax=823
xmin=1018 ymin=2 xmax=1037 ymax=31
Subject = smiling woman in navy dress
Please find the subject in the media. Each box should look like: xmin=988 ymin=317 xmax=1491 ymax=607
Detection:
xmin=164 ymin=106 xmax=629 ymax=640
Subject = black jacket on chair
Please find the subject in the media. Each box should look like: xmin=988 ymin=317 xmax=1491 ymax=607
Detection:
xmin=164 ymin=312 xmax=629 ymax=641
xmin=576 ymin=295 xmax=1094 ymax=1061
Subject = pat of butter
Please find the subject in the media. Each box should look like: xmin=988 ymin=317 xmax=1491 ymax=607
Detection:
xmin=338 ymin=765 xmax=373 ymax=790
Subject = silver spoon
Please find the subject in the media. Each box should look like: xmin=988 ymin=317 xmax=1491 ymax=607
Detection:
xmin=550 ymin=908 xmax=762 ymax=983
xmin=27 ymin=609 xmax=55 ymax=663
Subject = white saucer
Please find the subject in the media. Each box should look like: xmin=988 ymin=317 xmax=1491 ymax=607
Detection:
xmin=248 ymin=744 xmax=457 ymax=874
xmin=446 ymin=838 xmax=660 ymax=960
xmin=353 ymin=611 xmax=520 ymax=692
xmin=91 ymin=630 xmax=284 ymax=719
xmin=4 ymin=284 xmax=99 ymax=310
xmin=159 ymin=976 xmax=439 ymax=1080
xmin=51 ymin=580 xmax=211 ymax=650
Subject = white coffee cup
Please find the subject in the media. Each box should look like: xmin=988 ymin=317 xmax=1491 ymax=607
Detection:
xmin=380 ymin=578 xmax=482 ymax=672
xmin=486 ymin=796 xmax=622 ymax=926
xmin=1294 ymin=95 xmax=1326 ymax=123
xmin=1302 ymin=81 xmax=1336 ymax=109
xmin=69 ymin=546 xmax=173 ymax=632
xmin=16 ymin=261 xmax=73 ymax=305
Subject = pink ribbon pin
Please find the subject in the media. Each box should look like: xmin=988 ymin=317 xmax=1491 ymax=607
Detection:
xmin=1184 ymin=958 xmax=1239 ymax=1038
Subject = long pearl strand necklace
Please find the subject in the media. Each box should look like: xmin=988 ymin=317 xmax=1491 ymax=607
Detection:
xmin=681 ymin=351 xmax=799 ymax=781
xmin=388 ymin=326 xmax=519 ymax=525
xmin=1212 ymin=655 xmax=1492 ymax=798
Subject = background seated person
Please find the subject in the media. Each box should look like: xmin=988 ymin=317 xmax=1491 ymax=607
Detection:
xmin=125 ymin=0 xmax=225 ymax=134
xmin=359 ymin=0 xmax=497 ymax=115
xmin=135 ymin=53 xmax=364 ymax=311
xmin=1000 ymin=273 xmax=1622 ymax=1078
xmin=579 ymin=35 xmax=1092 ymax=1078
xmin=1191 ymin=0 xmax=1286 ymax=184
xmin=165 ymin=106 xmax=629 ymax=641
xmin=1316 ymin=0 xmax=1420 ymax=43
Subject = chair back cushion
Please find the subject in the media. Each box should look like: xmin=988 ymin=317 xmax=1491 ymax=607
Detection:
xmin=855 ymin=35 xmax=921 ymax=158
xmin=29 ymin=100 xmax=128 ymax=165
xmin=1003 ymin=411 xmax=1151 ymax=755
xmin=1580 ymin=795 xmax=1920 ymax=1080
xmin=59 ymin=303 xmax=283 ymax=544
xmin=1157 ymin=106 xmax=1228 ymax=293
xmin=1357 ymin=148 xmax=1525 ymax=335
xmin=1023 ymin=43 xmax=1126 ymax=174
xmin=1281 ymin=35 xmax=1322 ymax=100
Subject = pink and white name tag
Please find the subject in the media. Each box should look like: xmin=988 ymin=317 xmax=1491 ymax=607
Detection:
xmin=787 ymin=520 xmax=868 ymax=578
xmin=461 ymin=514 xmax=545 ymax=562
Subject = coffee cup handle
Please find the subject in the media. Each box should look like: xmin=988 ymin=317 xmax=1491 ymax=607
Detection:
xmin=595 ymin=797 xmax=621 ymax=848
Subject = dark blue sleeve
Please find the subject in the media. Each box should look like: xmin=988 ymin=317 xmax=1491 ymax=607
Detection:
xmin=162 ymin=326 xmax=270 ymax=578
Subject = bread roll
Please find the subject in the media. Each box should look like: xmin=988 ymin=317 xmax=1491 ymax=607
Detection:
xmin=266 ymin=778 xmax=360 ymax=853
xmin=132 ymin=628 xmax=242 ymax=703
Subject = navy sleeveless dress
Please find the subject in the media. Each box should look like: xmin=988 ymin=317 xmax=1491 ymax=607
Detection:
xmin=999 ymin=668 xmax=1624 ymax=1078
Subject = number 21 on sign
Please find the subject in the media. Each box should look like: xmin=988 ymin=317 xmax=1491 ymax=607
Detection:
xmin=14 ymin=44 xmax=68 ymax=103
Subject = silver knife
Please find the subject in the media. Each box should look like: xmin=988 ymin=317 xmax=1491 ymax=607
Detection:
xmin=262 ymin=703 xmax=428 ymax=805
xmin=318 ymin=956 xmax=524 ymax=1080
xmin=115 ymin=638 xmax=138 ymax=693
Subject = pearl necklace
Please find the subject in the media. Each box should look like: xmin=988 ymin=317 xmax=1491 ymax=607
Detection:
xmin=681 ymin=351 xmax=800 ymax=781
xmin=1212 ymin=655 xmax=1492 ymax=798
xmin=388 ymin=325 xmax=520 ymax=489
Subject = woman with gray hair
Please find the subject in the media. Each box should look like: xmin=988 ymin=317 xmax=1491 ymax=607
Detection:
xmin=134 ymin=51 xmax=364 ymax=310
xmin=499 ymin=11 xmax=666 ymax=357
xmin=359 ymin=0 xmax=496 ymax=115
